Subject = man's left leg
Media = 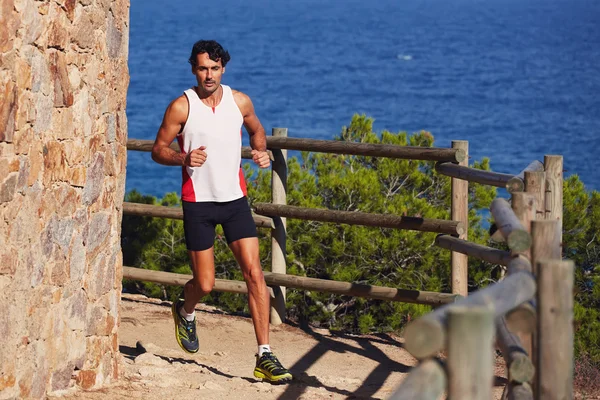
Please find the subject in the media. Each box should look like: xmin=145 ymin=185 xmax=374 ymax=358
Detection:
xmin=229 ymin=237 xmax=292 ymax=383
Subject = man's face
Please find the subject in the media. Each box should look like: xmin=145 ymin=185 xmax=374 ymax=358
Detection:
xmin=192 ymin=53 xmax=225 ymax=94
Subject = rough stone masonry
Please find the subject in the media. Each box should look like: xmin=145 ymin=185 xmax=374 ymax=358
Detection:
xmin=0 ymin=0 xmax=129 ymax=398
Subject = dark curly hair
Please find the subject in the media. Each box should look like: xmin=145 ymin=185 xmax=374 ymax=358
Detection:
xmin=188 ymin=40 xmax=231 ymax=67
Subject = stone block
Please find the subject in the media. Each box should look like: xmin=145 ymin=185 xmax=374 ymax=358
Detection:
xmin=106 ymin=12 xmax=122 ymax=59
xmin=15 ymin=56 xmax=32 ymax=91
xmin=0 ymin=72 xmax=16 ymax=143
xmin=0 ymin=0 xmax=20 ymax=53
xmin=85 ymin=212 xmax=110 ymax=256
xmin=76 ymin=370 xmax=96 ymax=390
xmin=69 ymin=234 xmax=86 ymax=283
xmin=49 ymin=50 xmax=73 ymax=107
xmin=50 ymin=362 xmax=74 ymax=392
xmin=43 ymin=141 xmax=68 ymax=184
xmin=16 ymin=90 xmax=36 ymax=132
xmin=33 ymin=92 xmax=53 ymax=134
xmin=52 ymin=107 xmax=75 ymax=141
xmin=0 ymin=173 xmax=18 ymax=203
xmin=47 ymin=4 xmax=69 ymax=50
xmin=83 ymin=152 xmax=105 ymax=205
xmin=73 ymin=12 xmax=94 ymax=49
xmin=0 ymin=247 xmax=18 ymax=276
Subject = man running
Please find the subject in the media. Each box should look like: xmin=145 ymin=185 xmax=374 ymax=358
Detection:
xmin=150 ymin=40 xmax=292 ymax=383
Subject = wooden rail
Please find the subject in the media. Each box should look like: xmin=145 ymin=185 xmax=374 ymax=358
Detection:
xmin=122 ymin=266 xmax=459 ymax=306
xmin=490 ymin=198 xmax=532 ymax=252
xmin=253 ymin=203 xmax=464 ymax=236
xmin=126 ymin=137 xmax=464 ymax=163
xmin=127 ymin=139 xmax=258 ymax=159
xmin=403 ymin=271 xmax=536 ymax=360
xmin=264 ymin=136 xmax=466 ymax=162
xmin=436 ymin=162 xmax=524 ymax=192
xmin=435 ymin=235 xmax=512 ymax=266
xmin=122 ymin=202 xmax=275 ymax=229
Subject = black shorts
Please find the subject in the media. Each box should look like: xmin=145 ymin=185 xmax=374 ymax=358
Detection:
xmin=182 ymin=196 xmax=258 ymax=251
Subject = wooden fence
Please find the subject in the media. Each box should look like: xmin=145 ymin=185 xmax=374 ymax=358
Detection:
xmin=124 ymin=131 xmax=571 ymax=399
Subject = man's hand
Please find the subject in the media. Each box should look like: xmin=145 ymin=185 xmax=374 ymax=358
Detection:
xmin=251 ymin=150 xmax=270 ymax=168
xmin=184 ymin=146 xmax=207 ymax=167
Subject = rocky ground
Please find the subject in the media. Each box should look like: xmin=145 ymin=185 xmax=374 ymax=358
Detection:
xmin=58 ymin=294 xmax=509 ymax=400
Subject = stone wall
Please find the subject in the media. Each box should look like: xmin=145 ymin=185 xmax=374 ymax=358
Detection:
xmin=0 ymin=0 xmax=129 ymax=398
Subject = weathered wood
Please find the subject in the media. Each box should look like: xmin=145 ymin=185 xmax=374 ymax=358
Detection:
xmin=122 ymin=266 xmax=459 ymax=306
xmin=536 ymin=259 xmax=574 ymax=400
xmin=436 ymin=162 xmax=521 ymax=191
xmin=516 ymin=161 xmax=545 ymax=180
xmin=497 ymin=316 xmax=535 ymax=383
xmin=511 ymin=192 xmax=536 ymax=356
xmin=388 ymin=359 xmax=446 ymax=400
xmin=507 ymin=255 xmax=532 ymax=275
xmin=270 ymin=127 xmax=287 ymax=326
xmin=511 ymin=193 xmax=536 ymax=259
xmin=262 ymin=271 xmax=458 ymax=306
xmin=544 ymin=155 xmax=563 ymax=253
xmin=122 ymin=202 xmax=275 ymax=229
xmin=253 ymin=203 xmax=464 ymax=236
xmin=507 ymin=382 xmax=534 ymax=400
xmin=435 ymin=234 xmax=512 ymax=266
xmin=265 ymin=136 xmax=466 ymax=162
xmin=403 ymin=271 xmax=536 ymax=359
xmin=450 ymin=141 xmax=469 ymax=297
xmin=531 ymin=220 xmax=561 ymax=276
xmin=524 ymin=171 xmax=546 ymax=220
xmin=507 ymin=160 xmax=545 ymax=195
xmin=126 ymin=139 xmax=259 ymax=159
xmin=490 ymin=198 xmax=532 ymax=252
xmin=505 ymin=301 xmax=536 ymax=334
xmin=123 ymin=266 xmax=251 ymax=295
xmin=447 ymin=306 xmax=495 ymax=400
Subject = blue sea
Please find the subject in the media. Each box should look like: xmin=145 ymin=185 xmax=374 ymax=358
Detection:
xmin=126 ymin=0 xmax=600 ymax=198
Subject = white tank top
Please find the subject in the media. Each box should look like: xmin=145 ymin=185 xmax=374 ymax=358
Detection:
xmin=176 ymin=85 xmax=247 ymax=202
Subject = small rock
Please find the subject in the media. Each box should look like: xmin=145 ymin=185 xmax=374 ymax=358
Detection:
xmin=136 ymin=341 xmax=161 ymax=354
xmin=134 ymin=353 xmax=170 ymax=367
xmin=200 ymin=380 xmax=224 ymax=391
xmin=213 ymin=351 xmax=227 ymax=357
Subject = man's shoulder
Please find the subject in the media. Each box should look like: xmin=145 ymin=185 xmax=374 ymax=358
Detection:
xmin=230 ymin=89 xmax=252 ymax=110
xmin=165 ymin=95 xmax=189 ymax=121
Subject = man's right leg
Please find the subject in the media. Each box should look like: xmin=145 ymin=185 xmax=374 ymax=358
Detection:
xmin=172 ymin=248 xmax=215 ymax=353
xmin=183 ymin=248 xmax=216 ymax=313
xmin=173 ymin=200 xmax=217 ymax=353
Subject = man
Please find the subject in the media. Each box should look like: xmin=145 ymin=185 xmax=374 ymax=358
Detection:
xmin=151 ymin=40 xmax=292 ymax=383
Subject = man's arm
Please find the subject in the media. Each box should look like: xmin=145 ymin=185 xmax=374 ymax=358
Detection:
xmin=233 ymin=90 xmax=270 ymax=168
xmin=151 ymin=96 xmax=207 ymax=167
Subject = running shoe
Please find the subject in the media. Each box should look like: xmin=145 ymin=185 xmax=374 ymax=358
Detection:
xmin=171 ymin=299 xmax=199 ymax=353
xmin=254 ymin=352 xmax=293 ymax=383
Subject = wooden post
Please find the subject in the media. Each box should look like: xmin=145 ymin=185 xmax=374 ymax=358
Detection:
xmin=451 ymin=140 xmax=468 ymax=297
xmin=544 ymin=155 xmax=563 ymax=254
xmin=447 ymin=306 xmax=495 ymax=400
xmin=536 ymin=260 xmax=574 ymax=400
xmin=270 ymin=128 xmax=288 ymax=325
xmin=531 ymin=220 xmax=561 ymax=276
xmin=524 ymin=171 xmax=545 ymax=221
xmin=510 ymin=192 xmax=536 ymax=356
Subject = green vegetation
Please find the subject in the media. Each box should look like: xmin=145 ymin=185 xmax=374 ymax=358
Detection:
xmin=122 ymin=114 xmax=600 ymax=364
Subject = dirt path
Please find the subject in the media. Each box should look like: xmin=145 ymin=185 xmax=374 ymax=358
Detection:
xmin=60 ymin=294 xmax=507 ymax=399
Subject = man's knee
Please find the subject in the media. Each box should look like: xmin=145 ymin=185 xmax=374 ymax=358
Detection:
xmin=189 ymin=277 xmax=215 ymax=295
xmin=242 ymin=264 xmax=265 ymax=286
